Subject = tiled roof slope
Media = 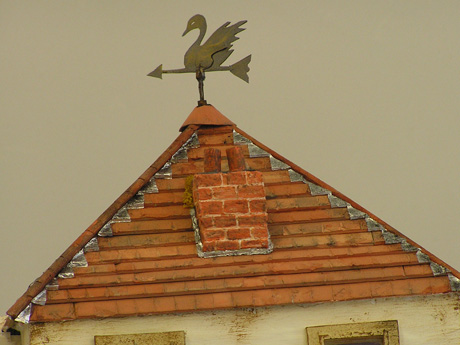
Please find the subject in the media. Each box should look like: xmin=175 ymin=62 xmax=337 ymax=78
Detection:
xmin=6 ymin=105 xmax=460 ymax=324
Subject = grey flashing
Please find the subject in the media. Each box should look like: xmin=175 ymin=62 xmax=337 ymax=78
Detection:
xmin=328 ymin=194 xmax=347 ymax=208
xmin=15 ymin=304 xmax=31 ymax=324
xmin=172 ymin=132 xmax=200 ymax=163
xmin=307 ymin=182 xmax=330 ymax=196
xmin=288 ymin=169 xmax=307 ymax=183
xmin=84 ymin=237 xmax=100 ymax=252
xmin=381 ymin=230 xmax=403 ymax=244
xmin=138 ymin=177 xmax=159 ymax=194
xmin=112 ymin=206 xmax=130 ymax=222
xmin=98 ymin=222 xmax=113 ymax=237
xmin=31 ymin=289 xmax=46 ymax=306
xmin=58 ymin=266 xmax=74 ymax=279
xmin=269 ymin=156 xmax=290 ymax=171
xmin=448 ymin=273 xmax=460 ymax=291
xmin=366 ymin=218 xmax=385 ymax=231
xmin=248 ymin=143 xmax=270 ymax=158
xmin=126 ymin=194 xmax=144 ymax=209
xmin=45 ymin=278 xmax=59 ymax=291
xmin=155 ymin=161 xmax=172 ymax=179
xmin=416 ymin=250 xmax=431 ymax=263
xmin=68 ymin=249 xmax=88 ymax=268
xmin=430 ymin=262 xmax=449 ymax=276
xmin=233 ymin=130 xmax=251 ymax=144
xmin=171 ymin=147 xmax=188 ymax=163
xmin=400 ymin=240 xmax=418 ymax=252
xmin=347 ymin=205 xmax=368 ymax=220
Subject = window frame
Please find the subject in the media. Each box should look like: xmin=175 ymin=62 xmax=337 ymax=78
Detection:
xmin=306 ymin=320 xmax=399 ymax=345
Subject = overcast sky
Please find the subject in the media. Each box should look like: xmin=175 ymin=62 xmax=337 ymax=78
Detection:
xmin=1 ymin=1 xmax=460 ymax=315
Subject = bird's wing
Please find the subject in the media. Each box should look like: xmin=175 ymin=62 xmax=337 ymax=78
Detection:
xmin=200 ymin=20 xmax=247 ymax=67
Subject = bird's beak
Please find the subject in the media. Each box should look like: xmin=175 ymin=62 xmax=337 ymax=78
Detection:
xmin=182 ymin=28 xmax=189 ymax=37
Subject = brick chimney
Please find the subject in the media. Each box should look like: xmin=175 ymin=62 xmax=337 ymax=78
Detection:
xmin=192 ymin=147 xmax=272 ymax=256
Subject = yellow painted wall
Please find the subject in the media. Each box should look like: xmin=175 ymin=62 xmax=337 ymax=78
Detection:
xmin=26 ymin=294 xmax=460 ymax=345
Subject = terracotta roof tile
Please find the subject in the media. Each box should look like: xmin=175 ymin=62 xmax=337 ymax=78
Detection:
xmin=7 ymin=105 xmax=460 ymax=324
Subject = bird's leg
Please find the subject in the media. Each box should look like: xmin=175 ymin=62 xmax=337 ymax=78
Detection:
xmin=196 ymin=68 xmax=207 ymax=106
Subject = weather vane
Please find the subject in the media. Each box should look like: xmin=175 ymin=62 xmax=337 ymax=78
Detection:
xmin=148 ymin=14 xmax=251 ymax=106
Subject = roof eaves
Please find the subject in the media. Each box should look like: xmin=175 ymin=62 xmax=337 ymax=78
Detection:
xmin=6 ymin=125 xmax=200 ymax=321
xmin=234 ymin=126 xmax=460 ymax=280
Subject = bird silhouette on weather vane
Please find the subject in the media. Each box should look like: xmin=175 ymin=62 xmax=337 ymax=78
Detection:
xmin=148 ymin=14 xmax=251 ymax=106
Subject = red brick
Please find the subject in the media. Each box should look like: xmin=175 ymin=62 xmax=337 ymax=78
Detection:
xmin=195 ymin=293 xmax=215 ymax=310
xmin=227 ymin=228 xmax=251 ymax=240
xmin=174 ymin=295 xmax=197 ymax=311
xmin=31 ymin=303 xmax=76 ymax=322
xmin=193 ymin=188 xmax=212 ymax=201
xmin=196 ymin=201 xmax=223 ymax=215
xmin=224 ymin=200 xmax=249 ymax=214
xmin=198 ymin=217 xmax=214 ymax=229
xmin=153 ymin=296 xmax=176 ymax=313
xmin=226 ymin=171 xmax=247 ymax=185
xmin=265 ymin=183 xmax=309 ymax=198
xmin=213 ymin=215 xmax=237 ymax=227
xmin=201 ymin=229 xmax=226 ymax=241
xmin=249 ymin=199 xmax=267 ymax=213
xmin=251 ymin=226 xmax=269 ymax=239
xmin=212 ymin=186 xmax=237 ymax=199
xmin=172 ymin=161 xmax=202 ymax=175
xmin=237 ymin=185 xmax=265 ymax=198
xmin=194 ymin=173 xmax=223 ymax=187
xmin=246 ymin=171 xmax=264 ymax=184
xmin=129 ymin=205 xmax=189 ymax=219
xmin=238 ymin=215 xmax=268 ymax=226
xmin=212 ymin=292 xmax=234 ymax=308
xmin=202 ymin=242 xmax=216 ymax=252
xmin=215 ymin=240 xmax=240 ymax=251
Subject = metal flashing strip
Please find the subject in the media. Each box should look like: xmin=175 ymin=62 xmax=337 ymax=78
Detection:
xmin=269 ymin=156 xmax=290 ymax=170
xmin=233 ymin=130 xmax=251 ymax=144
xmin=138 ymin=177 xmax=159 ymax=194
xmin=125 ymin=194 xmax=144 ymax=209
xmin=248 ymin=143 xmax=270 ymax=158
xmin=288 ymin=169 xmax=307 ymax=183
xmin=328 ymin=195 xmax=348 ymax=208
xmin=67 ymin=249 xmax=88 ymax=268
xmin=45 ymin=278 xmax=59 ymax=291
xmin=347 ymin=205 xmax=367 ymax=220
xmin=112 ymin=206 xmax=130 ymax=221
xmin=307 ymin=182 xmax=330 ymax=196
xmin=448 ymin=273 xmax=460 ymax=291
xmin=98 ymin=222 xmax=113 ymax=237
xmin=15 ymin=304 xmax=31 ymax=324
xmin=155 ymin=161 xmax=172 ymax=179
xmin=31 ymin=289 xmax=46 ymax=306
xmin=57 ymin=266 xmax=74 ymax=279
xmin=84 ymin=237 xmax=100 ymax=252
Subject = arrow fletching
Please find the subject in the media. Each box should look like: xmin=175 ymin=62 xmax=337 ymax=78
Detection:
xmin=229 ymin=55 xmax=251 ymax=83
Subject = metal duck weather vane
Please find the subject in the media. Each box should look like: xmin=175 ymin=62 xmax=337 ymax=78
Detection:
xmin=148 ymin=14 xmax=251 ymax=106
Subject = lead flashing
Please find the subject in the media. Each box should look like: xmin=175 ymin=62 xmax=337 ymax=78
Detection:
xmin=269 ymin=156 xmax=291 ymax=170
xmin=31 ymin=289 xmax=46 ymax=306
xmin=84 ymin=237 xmax=99 ymax=252
xmin=15 ymin=304 xmax=31 ymax=324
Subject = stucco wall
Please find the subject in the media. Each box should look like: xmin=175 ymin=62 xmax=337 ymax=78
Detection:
xmin=27 ymin=294 xmax=459 ymax=345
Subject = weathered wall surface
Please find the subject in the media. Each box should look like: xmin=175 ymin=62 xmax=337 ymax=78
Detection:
xmin=28 ymin=294 xmax=459 ymax=345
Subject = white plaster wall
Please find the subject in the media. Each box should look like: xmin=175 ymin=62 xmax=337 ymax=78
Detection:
xmin=26 ymin=294 xmax=460 ymax=345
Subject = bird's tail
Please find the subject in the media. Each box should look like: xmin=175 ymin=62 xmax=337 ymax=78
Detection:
xmin=230 ymin=55 xmax=251 ymax=83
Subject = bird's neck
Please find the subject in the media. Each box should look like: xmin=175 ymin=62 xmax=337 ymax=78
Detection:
xmin=194 ymin=23 xmax=206 ymax=47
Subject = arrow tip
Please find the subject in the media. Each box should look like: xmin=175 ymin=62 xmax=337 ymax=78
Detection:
xmin=147 ymin=64 xmax=163 ymax=79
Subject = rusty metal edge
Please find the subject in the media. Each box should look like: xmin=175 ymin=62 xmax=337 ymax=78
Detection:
xmin=6 ymin=125 xmax=200 ymax=321
xmin=234 ymin=127 xmax=460 ymax=281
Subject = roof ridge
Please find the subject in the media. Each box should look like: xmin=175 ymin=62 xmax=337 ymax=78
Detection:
xmin=6 ymin=125 xmax=200 ymax=321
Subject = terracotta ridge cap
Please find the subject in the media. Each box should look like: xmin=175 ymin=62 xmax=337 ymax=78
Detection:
xmin=234 ymin=127 xmax=460 ymax=279
xmin=6 ymin=125 xmax=200 ymax=320
xmin=180 ymin=104 xmax=235 ymax=131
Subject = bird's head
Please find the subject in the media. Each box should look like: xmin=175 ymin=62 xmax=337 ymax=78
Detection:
xmin=182 ymin=14 xmax=206 ymax=36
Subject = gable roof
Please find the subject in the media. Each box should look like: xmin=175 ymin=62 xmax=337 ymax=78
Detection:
xmin=5 ymin=105 xmax=460 ymax=324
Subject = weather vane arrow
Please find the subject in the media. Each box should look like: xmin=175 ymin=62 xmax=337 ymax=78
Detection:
xmin=148 ymin=14 xmax=251 ymax=106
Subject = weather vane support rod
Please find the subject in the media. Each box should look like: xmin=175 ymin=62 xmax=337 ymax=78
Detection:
xmin=148 ymin=14 xmax=251 ymax=106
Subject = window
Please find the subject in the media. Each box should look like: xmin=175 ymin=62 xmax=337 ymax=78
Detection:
xmin=94 ymin=330 xmax=185 ymax=345
xmin=306 ymin=321 xmax=399 ymax=345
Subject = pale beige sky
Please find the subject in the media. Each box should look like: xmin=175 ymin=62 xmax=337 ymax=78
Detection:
xmin=1 ymin=1 xmax=460 ymax=314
